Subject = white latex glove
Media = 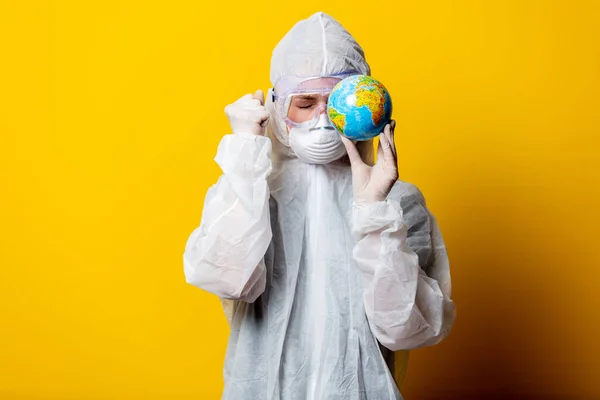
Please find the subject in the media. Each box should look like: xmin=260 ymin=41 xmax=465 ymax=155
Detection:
xmin=341 ymin=120 xmax=399 ymax=206
xmin=224 ymin=90 xmax=270 ymax=136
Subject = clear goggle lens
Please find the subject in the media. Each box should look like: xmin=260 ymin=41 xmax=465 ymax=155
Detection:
xmin=273 ymin=72 xmax=360 ymax=129
xmin=285 ymin=90 xmax=333 ymax=128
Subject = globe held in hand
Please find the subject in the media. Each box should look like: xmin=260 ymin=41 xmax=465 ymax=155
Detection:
xmin=327 ymin=75 xmax=393 ymax=141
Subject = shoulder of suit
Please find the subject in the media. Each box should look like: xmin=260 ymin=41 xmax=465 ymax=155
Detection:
xmin=389 ymin=180 xmax=426 ymax=205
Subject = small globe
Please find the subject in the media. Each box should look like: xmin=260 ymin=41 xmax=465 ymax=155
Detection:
xmin=327 ymin=75 xmax=393 ymax=141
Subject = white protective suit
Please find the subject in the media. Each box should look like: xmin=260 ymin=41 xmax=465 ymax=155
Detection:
xmin=183 ymin=12 xmax=456 ymax=400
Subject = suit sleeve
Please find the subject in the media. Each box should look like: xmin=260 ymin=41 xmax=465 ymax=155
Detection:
xmin=183 ymin=133 xmax=273 ymax=302
xmin=351 ymin=182 xmax=457 ymax=350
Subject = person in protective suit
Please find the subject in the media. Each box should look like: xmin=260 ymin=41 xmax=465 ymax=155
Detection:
xmin=183 ymin=12 xmax=456 ymax=400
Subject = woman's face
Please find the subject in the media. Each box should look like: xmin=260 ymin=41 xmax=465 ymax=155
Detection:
xmin=287 ymin=93 xmax=329 ymax=124
xmin=284 ymin=77 xmax=341 ymax=128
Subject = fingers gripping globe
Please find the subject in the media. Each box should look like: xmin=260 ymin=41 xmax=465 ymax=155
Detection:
xmin=327 ymin=75 xmax=393 ymax=141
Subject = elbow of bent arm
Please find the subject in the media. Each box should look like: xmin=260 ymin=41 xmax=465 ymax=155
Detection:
xmin=182 ymin=217 xmax=271 ymax=301
xmin=183 ymin=252 xmax=267 ymax=302
xmin=372 ymin=296 xmax=457 ymax=351
xmin=218 ymin=258 xmax=267 ymax=302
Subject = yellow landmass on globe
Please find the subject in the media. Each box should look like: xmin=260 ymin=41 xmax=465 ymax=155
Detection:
xmin=328 ymin=107 xmax=346 ymax=133
xmin=355 ymin=76 xmax=386 ymax=126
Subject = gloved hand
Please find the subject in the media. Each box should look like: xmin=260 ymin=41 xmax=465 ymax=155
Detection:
xmin=224 ymin=90 xmax=270 ymax=136
xmin=341 ymin=120 xmax=399 ymax=206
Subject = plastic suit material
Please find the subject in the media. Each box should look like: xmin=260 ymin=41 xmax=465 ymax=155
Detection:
xmin=183 ymin=12 xmax=456 ymax=400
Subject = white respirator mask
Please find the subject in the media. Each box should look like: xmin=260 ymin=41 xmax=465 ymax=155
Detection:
xmin=288 ymin=112 xmax=347 ymax=165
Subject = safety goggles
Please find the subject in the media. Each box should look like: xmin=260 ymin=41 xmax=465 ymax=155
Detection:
xmin=273 ymin=71 xmax=360 ymax=128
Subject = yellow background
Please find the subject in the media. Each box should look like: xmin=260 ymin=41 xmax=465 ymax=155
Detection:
xmin=1 ymin=0 xmax=599 ymax=399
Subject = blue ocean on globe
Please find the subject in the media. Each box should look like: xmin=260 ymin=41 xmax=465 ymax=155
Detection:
xmin=327 ymin=75 xmax=393 ymax=141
